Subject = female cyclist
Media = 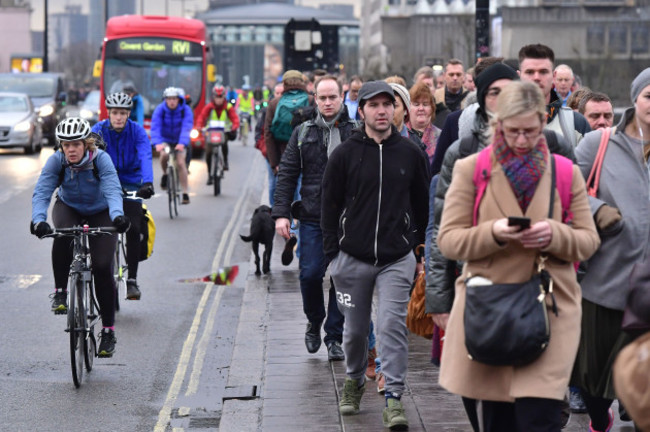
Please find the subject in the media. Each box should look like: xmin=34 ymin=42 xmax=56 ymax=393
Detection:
xmin=31 ymin=117 xmax=130 ymax=358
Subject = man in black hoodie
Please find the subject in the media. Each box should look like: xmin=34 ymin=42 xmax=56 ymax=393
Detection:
xmin=321 ymin=81 xmax=429 ymax=430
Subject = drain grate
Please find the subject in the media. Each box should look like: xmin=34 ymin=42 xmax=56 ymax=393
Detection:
xmin=222 ymin=385 xmax=258 ymax=400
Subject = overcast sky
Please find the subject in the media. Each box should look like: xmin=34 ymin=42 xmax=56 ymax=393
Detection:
xmin=29 ymin=0 xmax=211 ymax=31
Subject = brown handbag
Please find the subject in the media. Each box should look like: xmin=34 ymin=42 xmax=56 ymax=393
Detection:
xmin=622 ymin=251 xmax=650 ymax=336
xmin=407 ymin=245 xmax=434 ymax=339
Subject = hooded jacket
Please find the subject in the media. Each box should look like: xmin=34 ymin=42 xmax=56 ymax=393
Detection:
xmin=149 ymin=98 xmax=194 ymax=146
xmin=32 ymin=149 xmax=124 ymax=223
xmin=272 ymin=106 xmax=358 ymax=223
xmin=92 ymin=119 xmax=153 ymax=185
xmin=321 ymin=127 xmax=430 ymax=266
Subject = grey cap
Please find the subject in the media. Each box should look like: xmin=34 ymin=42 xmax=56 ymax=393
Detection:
xmin=358 ymin=81 xmax=396 ymax=104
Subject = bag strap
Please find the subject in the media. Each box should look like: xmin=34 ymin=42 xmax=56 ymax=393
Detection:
xmin=586 ymin=127 xmax=612 ymax=197
xmin=472 ymin=145 xmax=493 ymax=226
xmin=553 ymin=154 xmax=574 ymax=223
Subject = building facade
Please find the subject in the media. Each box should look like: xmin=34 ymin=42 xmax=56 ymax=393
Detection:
xmin=198 ymin=3 xmax=359 ymax=88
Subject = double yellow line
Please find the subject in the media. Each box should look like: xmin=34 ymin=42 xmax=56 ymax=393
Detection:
xmin=154 ymin=155 xmax=262 ymax=432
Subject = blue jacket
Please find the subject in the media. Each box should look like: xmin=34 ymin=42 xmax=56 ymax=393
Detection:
xmin=32 ymin=149 xmax=124 ymax=223
xmin=149 ymin=99 xmax=194 ymax=146
xmin=129 ymin=94 xmax=145 ymax=126
xmin=92 ymin=119 xmax=153 ymax=185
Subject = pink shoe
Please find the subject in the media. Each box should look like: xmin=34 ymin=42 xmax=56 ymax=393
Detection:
xmin=588 ymin=408 xmax=613 ymax=432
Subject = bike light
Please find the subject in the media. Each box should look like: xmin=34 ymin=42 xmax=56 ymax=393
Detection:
xmin=190 ymin=128 xmax=200 ymax=139
xmin=39 ymin=104 xmax=55 ymax=117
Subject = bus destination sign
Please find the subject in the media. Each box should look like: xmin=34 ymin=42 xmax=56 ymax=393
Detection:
xmin=108 ymin=38 xmax=203 ymax=59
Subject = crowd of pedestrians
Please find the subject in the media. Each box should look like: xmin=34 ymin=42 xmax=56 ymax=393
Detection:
xmin=255 ymin=42 xmax=650 ymax=431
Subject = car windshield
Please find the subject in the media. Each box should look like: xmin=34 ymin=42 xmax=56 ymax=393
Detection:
xmin=0 ymin=95 xmax=28 ymax=112
xmin=0 ymin=76 xmax=56 ymax=98
xmin=83 ymin=90 xmax=100 ymax=108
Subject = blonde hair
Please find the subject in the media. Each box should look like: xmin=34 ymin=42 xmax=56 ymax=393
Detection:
xmin=385 ymin=75 xmax=407 ymax=87
xmin=494 ymin=81 xmax=546 ymax=125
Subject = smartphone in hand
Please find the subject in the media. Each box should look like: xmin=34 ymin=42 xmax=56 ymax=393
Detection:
xmin=507 ymin=216 xmax=531 ymax=231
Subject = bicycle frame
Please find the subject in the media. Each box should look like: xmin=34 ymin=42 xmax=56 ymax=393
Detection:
xmin=164 ymin=145 xmax=182 ymax=218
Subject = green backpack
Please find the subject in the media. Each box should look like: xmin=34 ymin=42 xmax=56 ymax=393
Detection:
xmin=270 ymin=89 xmax=309 ymax=142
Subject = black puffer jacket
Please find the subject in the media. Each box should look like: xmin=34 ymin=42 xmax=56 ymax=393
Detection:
xmin=272 ymin=107 xmax=358 ymax=223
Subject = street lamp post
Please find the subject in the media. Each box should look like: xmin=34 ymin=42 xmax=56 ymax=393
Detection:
xmin=43 ymin=0 xmax=48 ymax=72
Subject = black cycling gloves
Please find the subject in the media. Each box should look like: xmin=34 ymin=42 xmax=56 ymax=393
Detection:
xmin=30 ymin=221 xmax=53 ymax=238
xmin=226 ymin=131 xmax=237 ymax=141
xmin=112 ymin=215 xmax=131 ymax=233
xmin=137 ymin=182 xmax=155 ymax=199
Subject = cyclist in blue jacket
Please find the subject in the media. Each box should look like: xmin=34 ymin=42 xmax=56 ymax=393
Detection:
xmin=123 ymin=85 xmax=144 ymax=126
xmin=92 ymin=92 xmax=153 ymax=300
xmin=150 ymin=86 xmax=194 ymax=204
xmin=31 ymin=117 xmax=129 ymax=358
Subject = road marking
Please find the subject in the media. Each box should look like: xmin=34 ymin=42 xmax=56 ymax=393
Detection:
xmin=154 ymin=153 xmax=263 ymax=431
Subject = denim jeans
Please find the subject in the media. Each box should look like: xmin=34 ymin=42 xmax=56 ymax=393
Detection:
xmin=299 ymin=221 xmax=343 ymax=345
xmin=266 ymin=160 xmax=277 ymax=207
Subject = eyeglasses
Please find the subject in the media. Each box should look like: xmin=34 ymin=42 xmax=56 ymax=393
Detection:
xmin=486 ymin=88 xmax=502 ymax=99
xmin=502 ymin=126 xmax=542 ymax=140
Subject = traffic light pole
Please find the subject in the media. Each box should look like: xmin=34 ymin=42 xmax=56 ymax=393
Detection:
xmin=475 ymin=0 xmax=490 ymax=61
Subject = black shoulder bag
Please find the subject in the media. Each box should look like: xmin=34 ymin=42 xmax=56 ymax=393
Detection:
xmin=463 ymin=157 xmax=560 ymax=366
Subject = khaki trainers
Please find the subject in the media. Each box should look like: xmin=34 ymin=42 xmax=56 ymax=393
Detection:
xmin=383 ymin=398 xmax=408 ymax=430
xmin=339 ymin=378 xmax=365 ymax=416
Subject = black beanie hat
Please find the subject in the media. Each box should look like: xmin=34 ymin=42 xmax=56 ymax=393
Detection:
xmin=476 ymin=63 xmax=519 ymax=111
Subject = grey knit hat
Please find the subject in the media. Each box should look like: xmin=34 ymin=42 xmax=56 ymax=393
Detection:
xmin=631 ymin=67 xmax=650 ymax=103
xmin=389 ymin=83 xmax=411 ymax=111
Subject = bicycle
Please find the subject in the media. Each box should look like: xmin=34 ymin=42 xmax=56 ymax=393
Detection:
xmin=44 ymin=225 xmax=116 ymax=388
xmin=239 ymin=111 xmax=252 ymax=145
xmin=204 ymin=121 xmax=226 ymax=196
xmin=164 ymin=144 xmax=182 ymax=219
xmin=113 ymin=190 xmax=139 ymax=311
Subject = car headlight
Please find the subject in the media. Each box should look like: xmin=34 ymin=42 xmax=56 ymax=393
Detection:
xmin=79 ymin=109 xmax=94 ymax=119
xmin=14 ymin=120 xmax=31 ymax=132
xmin=39 ymin=104 xmax=55 ymax=117
xmin=190 ymin=128 xmax=200 ymax=140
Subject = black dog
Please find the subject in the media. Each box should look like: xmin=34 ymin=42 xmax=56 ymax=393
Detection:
xmin=240 ymin=205 xmax=275 ymax=275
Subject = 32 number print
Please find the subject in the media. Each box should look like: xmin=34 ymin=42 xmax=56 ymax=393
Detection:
xmin=336 ymin=292 xmax=354 ymax=308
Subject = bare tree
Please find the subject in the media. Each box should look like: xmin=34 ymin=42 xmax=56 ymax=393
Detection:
xmin=52 ymin=41 xmax=98 ymax=88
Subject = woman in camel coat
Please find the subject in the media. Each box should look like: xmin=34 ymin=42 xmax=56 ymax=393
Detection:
xmin=437 ymin=81 xmax=600 ymax=431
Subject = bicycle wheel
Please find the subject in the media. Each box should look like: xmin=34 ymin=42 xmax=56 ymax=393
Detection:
xmin=212 ymin=149 xmax=221 ymax=196
xmin=167 ymin=166 xmax=176 ymax=219
xmin=241 ymin=122 xmax=249 ymax=145
xmin=68 ymin=274 xmax=84 ymax=387
xmin=173 ymin=168 xmax=180 ymax=216
xmin=113 ymin=236 xmax=126 ymax=311
xmin=84 ymin=278 xmax=96 ymax=372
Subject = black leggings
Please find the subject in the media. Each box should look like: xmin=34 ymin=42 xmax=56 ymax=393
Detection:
xmin=123 ymin=199 xmax=142 ymax=280
xmin=463 ymin=396 xmax=563 ymax=432
xmin=52 ymin=200 xmax=117 ymax=328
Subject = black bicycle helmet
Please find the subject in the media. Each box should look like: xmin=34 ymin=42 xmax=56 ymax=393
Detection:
xmin=55 ymin=117 xmax=92 ymax=142
xmin=105 ymin=92 xmax=133 ymax=109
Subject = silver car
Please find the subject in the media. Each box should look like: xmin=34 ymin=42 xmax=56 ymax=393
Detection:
xmin=0 ymin=92 xmax=43 ymax=154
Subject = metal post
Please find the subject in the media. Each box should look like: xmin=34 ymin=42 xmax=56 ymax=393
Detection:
xmin=105 ymin=0 xmax=109 ymax=24
xmin=43 ymin=0 xmax=48 ymax=71
xmin=475 ymin=0 xmax=490 ymax=61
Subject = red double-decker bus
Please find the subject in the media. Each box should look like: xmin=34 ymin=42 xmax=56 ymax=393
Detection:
xmin=99 ymin=15 xmax=213 ymax=152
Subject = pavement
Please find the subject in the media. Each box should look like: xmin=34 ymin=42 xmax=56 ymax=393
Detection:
xmin=218 ymin=234 xmax=637 ymax=432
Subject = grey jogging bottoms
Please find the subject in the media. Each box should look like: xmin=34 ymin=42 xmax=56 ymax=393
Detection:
xmin=330 ymin=250 xmax=416 ymax=395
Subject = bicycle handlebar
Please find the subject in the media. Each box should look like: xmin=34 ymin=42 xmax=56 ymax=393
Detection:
xmin=42 ymin=225 xmax=117 ymax=239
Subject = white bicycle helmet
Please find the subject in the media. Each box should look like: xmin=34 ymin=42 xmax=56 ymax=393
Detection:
xmin=162 ymin=87 xmax=182 ymax=99
xmin=55 ymin=117 xmax=92 ymax=142
xmin=105 ymin=92 xmax=133 ymax=109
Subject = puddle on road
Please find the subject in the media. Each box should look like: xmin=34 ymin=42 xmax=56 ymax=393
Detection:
xmin=0 ymin=274 xmax=42 ymax=289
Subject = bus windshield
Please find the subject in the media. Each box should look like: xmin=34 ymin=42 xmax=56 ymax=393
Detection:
xmin=104 ymin=58 xmax=202 ymax=117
